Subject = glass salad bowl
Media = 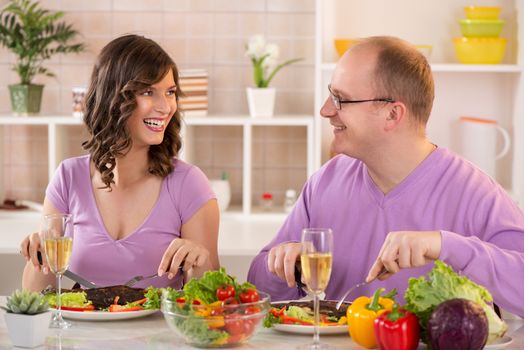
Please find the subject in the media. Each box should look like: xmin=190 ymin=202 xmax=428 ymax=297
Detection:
xmin=161 ymin=291 xmax=270 ymax=348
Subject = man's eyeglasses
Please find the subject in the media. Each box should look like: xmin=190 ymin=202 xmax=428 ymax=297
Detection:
xmin=328 ymin=84 xmax=395 ymax=110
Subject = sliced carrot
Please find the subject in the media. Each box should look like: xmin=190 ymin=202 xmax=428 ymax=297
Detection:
xmin=108 ymin=304 xmax=144 ymax=312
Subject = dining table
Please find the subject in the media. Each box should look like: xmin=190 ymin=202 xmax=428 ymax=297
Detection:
xmin=1 ymin=302 xmax=523 ymax=350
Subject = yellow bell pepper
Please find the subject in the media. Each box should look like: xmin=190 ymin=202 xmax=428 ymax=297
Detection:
xmin=346 ymin=288 xmax=395 ymax=349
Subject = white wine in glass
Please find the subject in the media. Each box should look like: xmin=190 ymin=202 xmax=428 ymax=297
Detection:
xmin=42 ymin=213 xmax=74 ymax=329
xmin=299 ymin=228 xmax=334 ymax=350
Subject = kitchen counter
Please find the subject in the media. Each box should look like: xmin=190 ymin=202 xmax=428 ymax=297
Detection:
xmin=0 ymin=209 xmax=283 ymax=256
xmin=0 ymin=306 xmax=522 ymax=350
xmin=0 ymin=209 xmax=284 ymax=294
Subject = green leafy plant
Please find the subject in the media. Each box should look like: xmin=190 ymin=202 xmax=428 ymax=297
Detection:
xmin=0 ymin=0 xmax=85 ymax=85
xmin=1 ymin=289 xmax=49 ymax=314
xmin=245 ymin=35 xmax=302 ymax=88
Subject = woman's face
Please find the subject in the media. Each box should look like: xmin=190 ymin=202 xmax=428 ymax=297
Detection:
xmin=126 ymin=69 xmax=177 ymax=149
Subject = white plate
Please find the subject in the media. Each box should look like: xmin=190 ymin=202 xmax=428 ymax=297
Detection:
xmin=484 ymin=336 xmax=513 ymax=350
xmin=273 ymin=323 xmax=347 ymax=335
xmin=270 ymin=300 xmax=349 ymax=335
xmin=59 ymin=309 xmax=158 ymax=321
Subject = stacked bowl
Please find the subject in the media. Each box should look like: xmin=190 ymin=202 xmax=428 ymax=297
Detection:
xmin=453 ymin=6 xmax=506 ymax=64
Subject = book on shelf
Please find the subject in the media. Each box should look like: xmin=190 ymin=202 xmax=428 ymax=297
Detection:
xmin=179 ymin=69 xmax=208 ymax=116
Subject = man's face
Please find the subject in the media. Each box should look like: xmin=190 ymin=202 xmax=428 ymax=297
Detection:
xmin=320 ymin=47 xmax=394 ymax=159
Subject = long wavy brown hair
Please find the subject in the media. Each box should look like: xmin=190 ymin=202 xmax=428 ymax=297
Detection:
xmin=82 ymin=35 xmax=183 ymax=190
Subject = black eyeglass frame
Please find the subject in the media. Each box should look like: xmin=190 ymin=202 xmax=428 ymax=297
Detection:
xmin=328 ymin=84 xmax=395 ymax=110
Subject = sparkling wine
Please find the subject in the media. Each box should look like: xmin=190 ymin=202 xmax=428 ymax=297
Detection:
xmin=300 ymin=252 xmax=332 ymax=293
xmin=44 ymin=237 xmax=73 ymax=274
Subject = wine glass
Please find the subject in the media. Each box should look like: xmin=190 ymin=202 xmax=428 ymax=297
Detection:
xmin=41 ymin=213 xmax=74 ymax=329
xmin=299 ymin=228 xmax=334 ymax=350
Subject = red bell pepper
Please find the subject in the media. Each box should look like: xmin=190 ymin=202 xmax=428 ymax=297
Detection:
xmin=373 ymin=303 xmax=420 ymax=350
xmin=60 ymin=304 xmax=95 ymax=312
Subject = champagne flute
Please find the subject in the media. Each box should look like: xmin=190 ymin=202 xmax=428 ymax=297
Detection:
xmin=41 ymin=213 xmax=74 ymax=329
xmin=299 ymin=228 xmax=334 ymax=350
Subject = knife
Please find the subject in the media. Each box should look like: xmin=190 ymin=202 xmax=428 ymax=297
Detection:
xmin=37 ymin=251 xmax=97 ymax=289
xmin=63 ymin=270 xmax=97 ymax=289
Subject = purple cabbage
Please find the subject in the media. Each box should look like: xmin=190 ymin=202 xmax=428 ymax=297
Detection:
xmin=427 ymin=298 xmax=488 ymax=350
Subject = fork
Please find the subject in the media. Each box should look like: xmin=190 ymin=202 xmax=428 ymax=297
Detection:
xmin=335 ymin=268 xmax=390 ymax=310
xmin=124 ymin=273 xmax=160 ymax=287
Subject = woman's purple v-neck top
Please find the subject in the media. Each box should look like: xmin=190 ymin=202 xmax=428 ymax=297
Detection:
xmin=46 ymin=155 xmax=215 ymax=288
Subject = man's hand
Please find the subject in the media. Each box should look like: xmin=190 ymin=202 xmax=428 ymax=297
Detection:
xmin=267 ymin=242 xmax=302 ymax=288
xmin=366 ymin=231 xmax=442 ymax=282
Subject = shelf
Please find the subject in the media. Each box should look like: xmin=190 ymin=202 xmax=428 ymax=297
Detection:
xmin=0 ymin=114 xmax=314 ymax=126
xmin=320 ymin=63 xmax=523 ymax=73
xmin=0 ymin=114 xmax=315 ymax=216
xmin=181 ymin=114 xmax=315 ymax=215
xmin=184 ymin=114 xmax=313 ymax=126
xmin=0 ymin=116 xmax=83 ymax=125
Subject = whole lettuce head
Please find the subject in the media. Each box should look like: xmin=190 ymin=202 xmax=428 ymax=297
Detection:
xmin=404 ymin=260 xmax=507 ymax=344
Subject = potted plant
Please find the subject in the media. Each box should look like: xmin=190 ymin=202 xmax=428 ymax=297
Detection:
xmin=245 ymin=35 xmax=302 ymax=117
xmin=1 ymin=289 xmax=52 ymax=347
xmin=0 ymin=0 xmax=85 ymax=115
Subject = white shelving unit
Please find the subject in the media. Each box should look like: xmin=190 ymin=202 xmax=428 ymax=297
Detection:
xmin=182 ymin=115 xmax=314 ymax=215
xmin=314 ymin=0 xmax=524 ymax=206
xmin=0 ymin=114 xmax=314 ymax=217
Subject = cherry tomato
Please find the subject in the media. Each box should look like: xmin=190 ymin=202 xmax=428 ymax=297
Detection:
xmin=243 ymin=319 xmax=256 ymax=337
xmin=222 ymin=297 xmax=239 ymax=307
xmin=175 ymin=297 xmax=186 ymax=304
xmin=239 ymin=288 xmax=260 ymax=303
xmin=243 ymin=306 xmax=262 ymax=336
xmin=224 ymin=314 xmax=244 ymax=336
xmin=216 ymin=285 xmax=236 ymax=301
xmin=244 ymin=306 xmax=261 ymax=314
xmin=210 ymin=306 xmax=225 ymax=316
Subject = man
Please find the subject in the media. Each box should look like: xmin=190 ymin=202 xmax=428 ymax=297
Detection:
xmin=247 ymin=36 xmax=524 ymax=316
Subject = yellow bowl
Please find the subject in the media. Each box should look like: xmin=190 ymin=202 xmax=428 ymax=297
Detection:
xmin=464 ymin=6 xmax=501 ymax=20
xmin=334 ymin=39 xmax=360 ymax=57
xmin=459 ymin=19 xmax=504 ymax=37
xmin=453 ymin=37 xmax=506 ymax=64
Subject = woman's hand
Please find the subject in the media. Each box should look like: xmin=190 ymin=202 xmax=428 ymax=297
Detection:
xmin=158 ymin=238 xmax=211 ymax=279
xmin=20 ymin=232 xmax=49 ymax=275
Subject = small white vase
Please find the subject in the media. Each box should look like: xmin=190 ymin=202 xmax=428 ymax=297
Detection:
xmin=4 ymin=311 xmax=52 ymax=348
xmin=210 ymin=179 xmax=231 ymax=212
xmin=246 ymin=87 xmax=276 ymax=118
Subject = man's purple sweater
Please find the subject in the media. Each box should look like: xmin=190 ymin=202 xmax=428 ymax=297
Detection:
xmin=248 ymin=147 xmax=524 ymax=316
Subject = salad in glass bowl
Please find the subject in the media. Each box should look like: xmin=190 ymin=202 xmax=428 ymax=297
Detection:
xmin=161 ymin=268 xmax=270 ymax=347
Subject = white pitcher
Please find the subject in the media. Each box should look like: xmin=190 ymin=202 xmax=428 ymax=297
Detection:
xmin=459 ymin=116 xmax=510 ymax=178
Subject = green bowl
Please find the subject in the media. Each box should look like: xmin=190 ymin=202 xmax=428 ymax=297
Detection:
xmin=459 ymin=19 xmax=504 ymax=38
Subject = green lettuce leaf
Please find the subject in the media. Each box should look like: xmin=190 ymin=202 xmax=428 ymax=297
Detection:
xmin=43 ymin=291 xmax=91 ymax=308
xmin=142 ymin=286 xmax=166 ymax=310
xmin=404 ymin=260 xmax=507 ymax=344
xmin=182 ymin=268 xmax=238 ymax=304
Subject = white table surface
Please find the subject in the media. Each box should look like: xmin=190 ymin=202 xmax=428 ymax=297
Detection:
xmin=0 ymin=305 xmax=523 ymax=350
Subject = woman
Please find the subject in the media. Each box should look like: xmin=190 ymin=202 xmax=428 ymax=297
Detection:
xmin=20 ymin=34 xmax=220 ymax=291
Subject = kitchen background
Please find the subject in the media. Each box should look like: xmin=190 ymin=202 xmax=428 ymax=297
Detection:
xmin=1 ymin=0 xmax=524 ymax=294
xmin=0 ymin=0 xmax=315 ymax=208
